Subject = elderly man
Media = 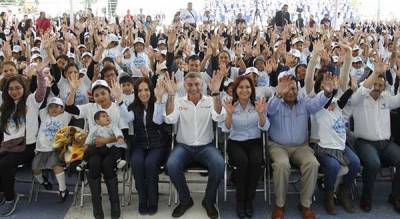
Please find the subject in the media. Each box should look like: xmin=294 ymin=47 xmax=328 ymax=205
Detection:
xmin=164 ymin=72 xmax=225 ymax=219
xmin=268 ymin=74 xmax=335 ymax=219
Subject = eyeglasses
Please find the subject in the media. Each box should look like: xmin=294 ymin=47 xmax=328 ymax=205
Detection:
xmin=8 ymin=86 xmax=23 ymax=92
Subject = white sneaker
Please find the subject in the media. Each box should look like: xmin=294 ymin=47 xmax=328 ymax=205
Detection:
xmin=117 ymin=159 xmax=126 ymax=169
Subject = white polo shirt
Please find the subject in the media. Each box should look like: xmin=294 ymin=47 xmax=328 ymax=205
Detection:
xmin=164 ymin=95 xmax=224 ymax=146
xmin=352 ymin=86 xmax=400 ymax=141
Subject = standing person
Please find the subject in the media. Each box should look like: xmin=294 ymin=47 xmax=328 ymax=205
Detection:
xmin=0 ymin=68 xmax=46 ymax=216
xmin=296 ymin=13 xmax=304 ymax=29
xmin=164 ymin=72 xmax=225 ymax=219
xmin=352 ymin=61 xmax=400 ymax=214
xmin=180 ymin=2 xmax=198 ymax=28
xmin=35 ymin=12 xmax=51 ymax=36
xmin=221 ymin=76 xmax=269 ymax=218
xmin=65 ymin=77 xmax=126 ymax=219
xmin=274 ymin=4 xmax=291 ymax=28
xmin=117 ymin=78 xmax=170 ymax=215
xmin=268 ymin=74 xmax=335 ymax=219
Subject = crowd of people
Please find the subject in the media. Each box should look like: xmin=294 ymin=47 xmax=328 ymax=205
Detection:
xmin=1 ymin=2 xmax=400 ymax=219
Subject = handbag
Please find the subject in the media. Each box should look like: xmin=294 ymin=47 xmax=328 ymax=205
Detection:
xmin=0 ymin=125 xmax=26 ymax=153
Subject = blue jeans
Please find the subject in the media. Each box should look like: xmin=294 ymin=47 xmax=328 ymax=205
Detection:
xmin=166 ymin=143 xmax=224 ymax=206
xmin=131 ymin=145 xmax=167 ymax=207
xmin=317 ymin=147 xmax=360 ymax=192
xmin=355 ymin=139 xmax=400 ymax=197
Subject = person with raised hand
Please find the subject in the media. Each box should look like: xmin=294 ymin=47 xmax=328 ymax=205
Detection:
xmin=164 ymin=71 xmax=224 ymax=219
xmin=221 ymin=76 xmax=269 ymax=219
xmin=268 ymin=74 xmax=334 ymax=219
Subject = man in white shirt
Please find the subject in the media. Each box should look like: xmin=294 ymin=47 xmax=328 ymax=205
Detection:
xmin=351 ymin=63 xmax=400 ymax=214
xmin=163 ymin=72 xmax=224 ymax=219
xmin=180 ymin=2 xmax=198 ymax=28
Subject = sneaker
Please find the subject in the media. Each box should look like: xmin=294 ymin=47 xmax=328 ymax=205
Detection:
xmin=76 ymin=161 xmax=87 ymax=171
xmin=116 ymin=159 xmax=126 ymax=169
xmin=0 ymin=195 xmax=19 ymax=216
xmin=42 ymin=177 xmax=53 ymax=190
xmin=59 ymin=189 xmax=69 ymax=202
xmin=172 ymin=198 xmax=194 ymax=217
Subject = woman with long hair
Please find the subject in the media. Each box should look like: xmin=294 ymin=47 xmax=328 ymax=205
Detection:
xmin=116 ymin=78 xmax=170 ymax=215
xmin=221 ymin=76 xmax=269 ymax=218
xmin=0 ymin=68 xmax=46 ymax=216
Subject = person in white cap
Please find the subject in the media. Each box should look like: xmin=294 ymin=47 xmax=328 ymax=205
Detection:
xmin=102 ymin=33 xmax=122 ymax=61
xmin=32 ymin=97 xmax=72 ymax=203
xmin=292 ymin=38 xmax=308 ymax=64
xmin=118 ymin=47 xmax=134 ymax=76
xmin=65 ymin=78 xmax=128 ymax=219
xmin=11 ymin=45 xmax=23 ymax=61
xmin=243 ymin=67 xmax=275 ymax=99
xmin=131 ymin=37 xmax=151 ymax=77
xmin=351 ymin=56 xmax=365 ymax=80
xmin=30 ymin=54 xmax=43 ymax=65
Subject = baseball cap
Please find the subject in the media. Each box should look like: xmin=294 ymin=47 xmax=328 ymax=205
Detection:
xmin=91 ymin=80 xmax=110 ymax=92
xmin=47 ymin=97 xmax=64 ymax=108
xmin=243 ymin=67 xmax=259 ymax=76
xmin=134 ymin=37 xmax=145 ymax=44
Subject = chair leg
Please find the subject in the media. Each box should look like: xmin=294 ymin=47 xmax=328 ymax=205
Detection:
xmin=128 ymin=171 xmax=133 ymax=206
xmin=264 ymin=168 xmax=267 ymax=202
xmin=28 ymin=177 xmax=35 ymax=203
xmin=73 ymin=171 xmax=81 ymax=206
xmin=121 ymin=170 xmax=126 ymax=207
xmin=224 ymin=165 xmax=227 ymax=202
xmin=174 ymin=186 xmax=178 ymax=204
xmin=80 ymin=172 xmax=85 ymax=207
xmin=34 ymin=180 xmax=39 ymax=202
xmin=168 ymin=179 xmax=172 ymax=206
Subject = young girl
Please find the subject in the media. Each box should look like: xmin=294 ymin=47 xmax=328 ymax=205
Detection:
xmin=0 ymin=69 xmax=46 ymax=216
xmin=32 ymin=97 xmax=72 ymax=202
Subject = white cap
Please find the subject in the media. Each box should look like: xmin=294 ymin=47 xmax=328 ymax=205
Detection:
xmin=243 ymin=67 xmax=259 ymax=76
xmin=292 ymin=37 xmax=304 ymax=45
xmin=12 ymin=45 xmax=22 ymax=53
xmin=30 ymin=53 xmax=43 ymax=62
xmin=84 ymin=32 xmax=90 ymax=38
xmin=31 ymin=47 xmax=40 ymax=53
xmin=352 ymin=45 xmax=360 ymax=51
xmin=81 ymin=52 xmax=92 ymax=58
xmin=47 ymin=97 xmax=64 ymax=108
xmin=79 ymin=68 xmax=87 ymax=75
xmin=78 ymin=44 xmax=87 ymax=49
xmin=332 ymin=56 xmax=339 ymax=63
xmin=352 ymin=56 xmax=363 ymax=63
xmin=34 ymin=37 xmax=41 ymax=42
xmin=91 ymin=80 xmax=110 ymax=92
xmin=134 ymin=37 xmax=145 ymax=44
xmin=107 ymin=34 xmax=119 ymax=43
xmin=157 ymin=39 xmax=166 ymax=45
xmin=289 ymin=49 xmax=301 ymax=58
xmin=67 ymin=52 xmax=75 ymax=59
xmin=0 ymin=51 xmax=4 ymax=57
xmin=277 ymin=71 xmax=295 ymax=80
xmin=158 ymin=62 xmax=167 ymax=71
xmin=122 ymin=47 xmax=130 ymax=54
xmin=160 ymin=50 xmax=167 ymax=56
xmin=331 ymin=43 xmax=340 ymax=50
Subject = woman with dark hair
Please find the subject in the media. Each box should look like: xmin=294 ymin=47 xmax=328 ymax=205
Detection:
xmin=116 ymin=77 xmax=170 ymax=215
xmin=221 ymin=76 xmax=269 ymax=218
xmin=65 ymin=76 xmax=127 ymax=219
xmin=0 ymin=68 xmax=46 ymax=216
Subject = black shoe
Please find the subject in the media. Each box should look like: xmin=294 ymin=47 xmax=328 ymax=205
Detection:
xmin=172 ymin=198 xmax=193 ymax=218
xmin=0 ymin=193 xmax=5 ymax=206
xmin=388 ymin=194 xmax=400 ymax=214
xmin=138 ymin=202 xmax=148 ymax=215
xmin=59 ymin=189 xmax=69 ymax=202
xmin=245 ymin=200 xmax=254 ymax=217
xmin=360 ymin=194 xmax=372 ymax=212
xmin=0 ymin=195 xmax=19 ymax=216
xmin=236 ymin=201 xmax=246 ymax=219
xmin=148 ymin=205 xmax=158 ymax=215
xmin=42 ymin=177 xmax=53 ymax=190
xmin=201 ymin=200 xmax=219 ymax=219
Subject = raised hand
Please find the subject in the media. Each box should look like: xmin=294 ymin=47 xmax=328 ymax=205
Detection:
xmin=374 ymin=56 xmax=386 ymax=75
xmin=68 ymin=72 xmax=81 ymax=92
xmin=110 ymin=78 xmax=123 ymax=103
xmin=163 ymin=72 xmax=178 ymax=95
xmin=313 ymin=39 xmax=325 ymax=54
xmin=222 ymin=98 xmax=235 ymax=115
xmin=255 ymin=96 xmax=267 ymax=113
xmin=210 ymin=34 xmax=220 ymax=50
xmin=167 ymin=28 xmax=177 ymax=48
xmin=208 ymin=71 xmax=224 ymax=93
xmin=350 ymin=76 xmax=359 ymax=91
xmin=154 ymin=81 xmax=166 ymax=102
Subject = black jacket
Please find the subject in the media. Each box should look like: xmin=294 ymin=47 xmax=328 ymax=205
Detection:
xmin=274 ymin=11 xmax=291 ymax=27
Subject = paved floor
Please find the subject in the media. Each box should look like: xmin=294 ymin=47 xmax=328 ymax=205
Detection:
xmin=3 ymin=168 xmax=400 ymax=219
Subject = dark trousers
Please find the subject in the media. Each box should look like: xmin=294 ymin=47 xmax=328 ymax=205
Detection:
xmin=85 ymin=146 xmax=121 ymax=180
xmin=84 ymin=145 xmax=125 ymax=166
xmin=228 ymin=138 xmax=263 ymax=202
xmin=166 ymin=143 xmax=224 ymax=207
xmin=355 ymin=139 xmax=400 ymax=198
xmin=131 ymin=145 xmax=167 ymax=207
xmin=0 ymin=144 xmax=35 ymax=200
